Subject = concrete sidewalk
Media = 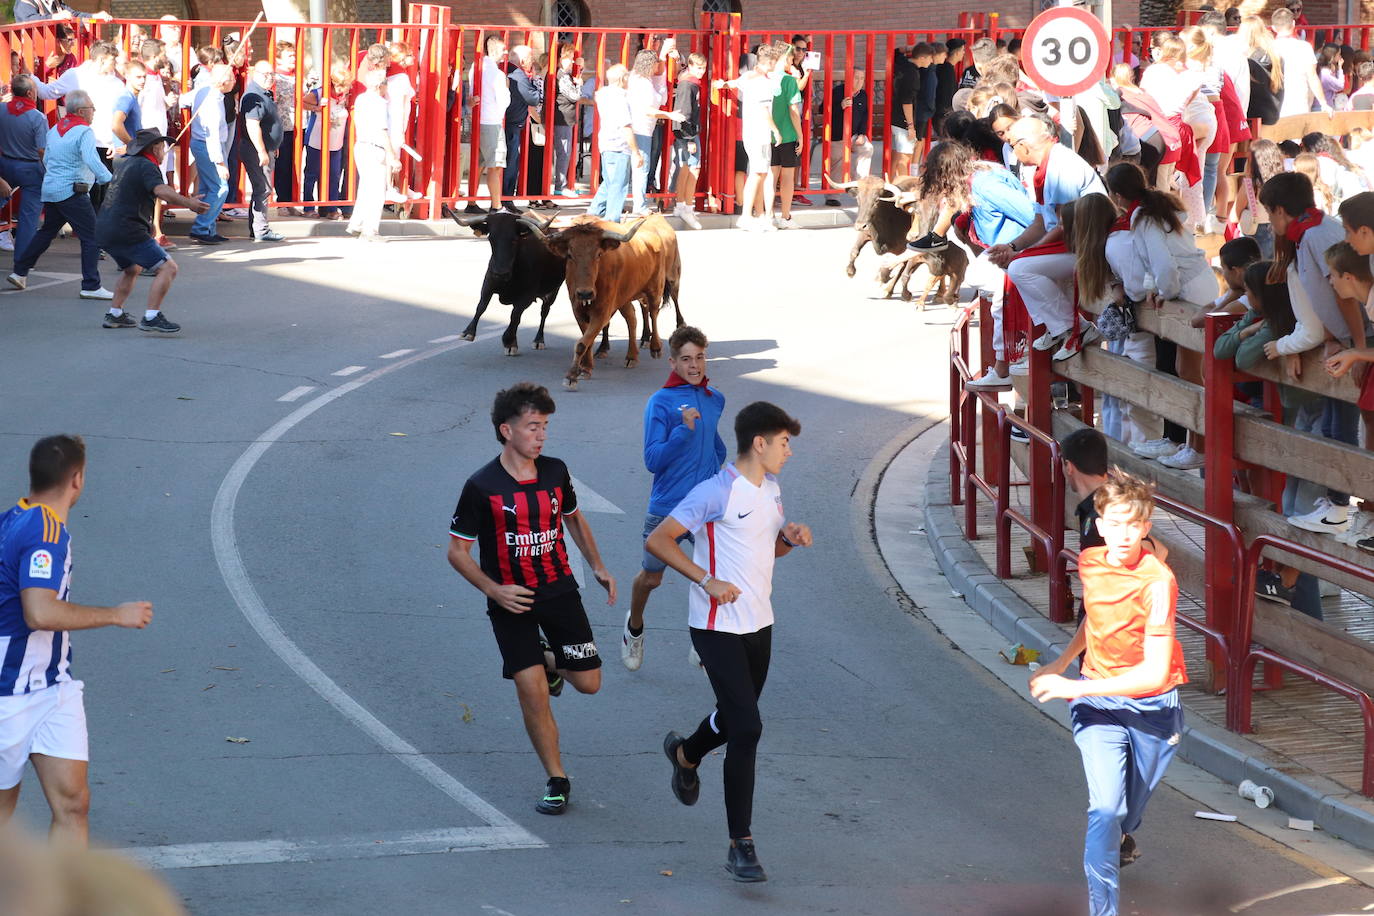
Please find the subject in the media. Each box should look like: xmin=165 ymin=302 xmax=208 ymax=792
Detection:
xmin=871 ymin=417 xmax=1374 ymax=863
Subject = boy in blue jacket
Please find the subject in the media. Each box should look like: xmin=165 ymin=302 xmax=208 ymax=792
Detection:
xmin=624 ymin=326 xmax=727 ymax=671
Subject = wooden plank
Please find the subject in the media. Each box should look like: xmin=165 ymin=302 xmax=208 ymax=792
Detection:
xmin=1254 ymin=110 xmax=1374 ymax=143
xmin=1234 ymin=413 xmax=1374 ymax=505
xmin=1055 ymin=346 xmax=1206 ymax=434
xmin=1252 ymin=599 xmax=1374 ymax=697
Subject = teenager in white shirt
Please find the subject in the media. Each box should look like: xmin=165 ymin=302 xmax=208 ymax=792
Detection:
xmin=467 ymin=35 xmax=511 ymax=213
xmin=1272 ymin=8 xmax=1332 ymax=118
xmin=715 ymin=45 xmax=783 ymax=232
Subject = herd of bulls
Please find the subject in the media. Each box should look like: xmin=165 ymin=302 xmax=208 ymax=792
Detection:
xmin=446 ymin=208 xmax=683 ymax=391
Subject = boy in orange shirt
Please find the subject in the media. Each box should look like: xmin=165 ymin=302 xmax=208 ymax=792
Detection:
xmin=1030 ymin=469 xmax=1187 ymax=916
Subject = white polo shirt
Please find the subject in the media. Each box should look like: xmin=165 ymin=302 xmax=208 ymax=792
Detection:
xmin=669 ymin=464 xmax=785 ymax=635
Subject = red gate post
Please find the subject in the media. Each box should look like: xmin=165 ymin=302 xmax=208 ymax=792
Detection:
xmin=1026 ymin=329 xmax=1053 ymax=573
xmin=408 ymin=4 xmax=452 ymax=220
xmin=1204 ymin=312 xmax=1240 ymax=694
xmin=979 ymin=295 xmax=1001 ymax=491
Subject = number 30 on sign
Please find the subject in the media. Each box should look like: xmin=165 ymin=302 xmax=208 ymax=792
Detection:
xmin=1021 ymin=6 xmax=1111 ymax=97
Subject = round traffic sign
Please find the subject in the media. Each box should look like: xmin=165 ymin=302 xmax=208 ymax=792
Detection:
xmin=1021 ymin=6 xmax=1111 ymax=97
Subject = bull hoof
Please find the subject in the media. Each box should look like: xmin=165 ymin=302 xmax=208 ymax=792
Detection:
xmin=845 ymin=265 xmax=856 ymax=278
xmin=625 ymin=358 xmax=638 ymax=369
xmin=562 ymin=377 xmax=580 ymax=390
xmin=595 ymin=350 xmax=610 ymax=360
xmin=534 ymin=341 xmax=546 ymax=350
xmin=505 ymin=346 xmax=519 ymax=356
xmin=460 ymin=332 xmax=476 ymax=342
xmin=650 ymin=346 xmax=662 ymax=359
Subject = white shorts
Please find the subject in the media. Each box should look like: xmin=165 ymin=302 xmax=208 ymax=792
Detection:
xmin=891 ymin=128 xmax=916 ymax=155
xmin=0 ymin=680 xmax=88 ymax=789
xmin=743 ymin=136 xmax=772 ymax=175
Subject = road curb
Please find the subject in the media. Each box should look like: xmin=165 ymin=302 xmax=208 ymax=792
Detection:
xmin=918 ymin=436 xmax=1374 ymax=852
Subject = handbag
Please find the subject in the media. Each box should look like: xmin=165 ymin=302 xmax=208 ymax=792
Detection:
xmin=1096 ymin=297 xmax=1138 ymax=341
xmin=530 ymin=121 xmax=546 ymax=146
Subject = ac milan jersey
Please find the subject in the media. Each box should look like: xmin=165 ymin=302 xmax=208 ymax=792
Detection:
xmin=449 ymin=456 xmax=580 ymax=600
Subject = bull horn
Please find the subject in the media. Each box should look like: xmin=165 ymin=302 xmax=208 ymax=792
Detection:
xmin=600 ymin=217 xmax=644 ymax=244
xmin=822 ymin=171 xmax=861 ymax=190
xmin=517 ymin=212 xmax=551 ymax=239
xmin=445 ymin=205 xmax=490 ymax=227
xmin=883 ymin=181 xmax=904 ymax=197
xmin=894 ymin=190 xmax=921 ymax=207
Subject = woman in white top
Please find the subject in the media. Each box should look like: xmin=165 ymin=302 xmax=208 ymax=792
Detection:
xmin=1104 ymin=162 xmax=1217 ymax=468
xmin=347 ymin=69 xmax=398 ymax=242
xmin=1141 ymin=35 xmax=1215 ymax=229
xmin=627 ymin=49 xmax=670 ymax=216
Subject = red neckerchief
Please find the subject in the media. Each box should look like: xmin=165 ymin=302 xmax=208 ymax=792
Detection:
xmin=55 ymin=112 xmax=89 ymax=136
xmin=141 ymin=150 xmax=161 ymax=166
xmin=1286 ymin=206 xmax=1324 ymax=243
xmin=1032 ymin=147 xmax=1052 ymax=204
xmin=679 ymin=73 xmax=702 ymax=86
xmin=1110 ymin=201 xmax=1139 ymax=233
xmin=385 ymin=61 xmax=405 ymax=77
xmin=7 ymin=97 xmax=36 ymax=116
xmin=664 ymin=371 xmax=710 ymax=390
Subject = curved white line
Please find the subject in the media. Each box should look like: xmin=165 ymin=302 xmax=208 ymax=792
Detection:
xmin=210 ymin=330 xmax=541 ymax=840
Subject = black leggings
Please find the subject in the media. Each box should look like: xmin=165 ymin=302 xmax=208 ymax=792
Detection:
xmin=1155 ymin=339 xmax=1186 ymax=444
xmin=681 ymin=626 xmax=772 ymax=839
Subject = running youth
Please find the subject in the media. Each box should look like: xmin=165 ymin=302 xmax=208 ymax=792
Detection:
xmin=1030 ymin=469 xmax=1187 ymax=916
xmin=624 ymin=325 xmax=727 ymax=671
xmin=0 ymin=435 xmax=154 ymax=846
xmin=447 ymin=383 xmax=616 ymax=816
xmin=647 ymin=401 xmax=812 ymax=883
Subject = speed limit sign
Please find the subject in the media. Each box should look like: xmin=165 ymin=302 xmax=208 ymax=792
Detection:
xmin=1021 ymin=6 xmax=1111 ymax=97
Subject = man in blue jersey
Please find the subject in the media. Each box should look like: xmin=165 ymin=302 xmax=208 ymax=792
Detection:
xmin=448 ymin=384 xmax=617 ymax=816
xmin=648 ymin=402 xmax=812 ymax=883
xmin=623 ymin=326 xmax=727 ymax=671
xmin=0 ymin=435 xmax=152 ymax=846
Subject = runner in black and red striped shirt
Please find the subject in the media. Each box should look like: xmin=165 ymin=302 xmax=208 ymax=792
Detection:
xmin=447 ymin=382 xmax=617 ymax=816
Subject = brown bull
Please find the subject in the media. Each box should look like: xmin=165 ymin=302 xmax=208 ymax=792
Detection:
xmin=542 ymin=214 xmax=683 ymax=390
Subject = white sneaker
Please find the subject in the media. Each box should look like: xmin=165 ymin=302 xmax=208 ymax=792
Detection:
xmin=0 ymin=230 xmax=13 ymax=252
xmin=1051 ymin=324 xmax=1101 ymax=361
xmin=773 ymin=215 xmax=797 ymax=230
xmin=1158 ymin=445 xmax=1205 ymax=470
xmin=1131 ymin=438 xmax=1180 ymax=459
xmin=1032 ymin=329 xmax=1069 ymax=351
xmin=1204 ymin=214 xmax=1226 ymax=235
xmin=621 ymin=612 xmax=645 ymax=671
xmin=1337 ymin=510 xmax=1374 ymax=546
xmin=79 ymin=287 xmax=114 ymax=300
xmin=1288 ymin=498 xmax=1351 ymax=536
xmin=758 ymin=216 xmax=778 ymax=232
xmin=225 ymin=208 xmax=249 ymax=218
xmin=966 ymin=367 xmax=1012 ymax=390
xmin=1008 ymin=356 xmax=1030 ymax=377
xmin=677 ymin=204 xmax=703 ymax=230
xmin=738 ymin=214 xmax=758 ymax=231
xmin=560 ymin=188 xmax=580 ymax=198
xmin=6 ymin=273 xmax=25 ymax=290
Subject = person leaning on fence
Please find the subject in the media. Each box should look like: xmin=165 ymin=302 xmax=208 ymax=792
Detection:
xmin=823 ymin=68 xmax=871 ymax=207
xmin=1258 ymin=171 xmax=1367 ymax=539
xmin=990 ymin=117 xmax=1107 ymax=372
xmin=1030 ymin=469 xmax=1188 ymax=916
xmin=8 ymin=90 xmax=108 ymax=302
xmin=669 ymin=52 xmax=707 ymax=231
xmin=500 ymin=45 xmax=540 ymax=209
xmin=301 ymin=63 xmax=353 ymax=221
xmin=1323 ymin=239 xmax=1374 ymax=551
xmin=553 ymin=48 xmax=581 ymax=199
xmin=347 ymin=68 xmax=398 ymax=243
xmin=0 ymin=74 xmax=47 ymax=260
xmin=586 ymin=63 xmax=637 ymax=225
xmin=187 ymin=64 xmax=233 ymax=245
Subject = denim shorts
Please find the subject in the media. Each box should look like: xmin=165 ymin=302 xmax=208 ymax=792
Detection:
xmin=673 ymin=137 xmax=701 ymax=168
xmin=642 ymin=511 xmax=694 ymax=573
xmin=103 ymin=237 xmax=167 ymax=272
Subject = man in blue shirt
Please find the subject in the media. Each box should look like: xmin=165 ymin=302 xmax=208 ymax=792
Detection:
xmin=0 ymin=74 xmax=47 ymax=258
xmin=0 ymin=435 xmax=152 ymax=847
xmin=623 ymin=326 xmax=727 ymax=671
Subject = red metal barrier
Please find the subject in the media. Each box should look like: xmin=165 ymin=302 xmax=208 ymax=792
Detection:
xmin=949 ymin=298 xmax=1006 ymax=539
xmin=1235 ymin=535 xmax=1374 ymax=796
xmin=995 ymin=409 xmax=1067 ymax=621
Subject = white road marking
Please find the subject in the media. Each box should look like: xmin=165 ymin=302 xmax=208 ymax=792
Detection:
xmin=210 ymin=328 xmax=544 ymax=861
xmin=120 ymin=826 xmax=542 ymax=870
xmin=481 ymin=906 xmax=520 ymax=916
xmin=333 ymin=365 xmax=366 ymax=376
xmin=569 ymin=477 xmax=624 ymax=515
xmin=379 ymin=348 xmax=416 ymax=359
xmin=277 ymin=386 xmax=316 ymax=403
xmin=429 ymin=334 xmax=463 ymax=343
xmin=0 ymin=270 xmax=82 ymax=294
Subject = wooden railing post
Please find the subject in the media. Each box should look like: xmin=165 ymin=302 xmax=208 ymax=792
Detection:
xmin=1204 ymin=312 xmax=1240 ymax=694
xmin=1027 ymin=325 xmax=1053 ymax=571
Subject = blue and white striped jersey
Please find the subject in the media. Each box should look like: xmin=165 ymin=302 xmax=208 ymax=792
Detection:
xmin=0 ymin=500 xmax=74 ymax=695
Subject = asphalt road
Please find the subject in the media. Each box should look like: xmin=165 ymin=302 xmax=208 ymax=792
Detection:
xmin=0 ymin=221 xmax=1371 ymax=915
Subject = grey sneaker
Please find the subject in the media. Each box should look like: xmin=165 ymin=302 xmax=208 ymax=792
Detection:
xmin=140 ymin=312 xmax=181 ymax=334
xmin=102 ymin=311 xmax=136 ymax=329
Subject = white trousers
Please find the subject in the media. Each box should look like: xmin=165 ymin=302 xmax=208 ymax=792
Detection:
xmin=349 ymin=142 xmax=388 ymax=235
xmin=1007 ymin=251 xmax=1077 ymax=337
xmin=966 ymin=248 xmax=1008 ymax=358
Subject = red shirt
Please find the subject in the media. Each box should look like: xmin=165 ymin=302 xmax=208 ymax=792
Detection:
xmin=1077 ymin=546 xmax=1188 ymax=697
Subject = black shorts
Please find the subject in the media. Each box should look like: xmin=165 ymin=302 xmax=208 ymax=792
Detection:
xmin=770 ymin=140 xmax=800 ymax=168
xmin=734 ymin=139 xmax=748 ymax=174
xmin=487 ymin=589 xmax=601 ymax=679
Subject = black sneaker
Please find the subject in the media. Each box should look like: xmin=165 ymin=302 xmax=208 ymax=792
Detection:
xmin=725 ymin=838 xmax=767 ymax=882
xmin=824 ymin=197 xmax=841 ymax=207
xmin=210 ymin=234 xmax=229 ymax=243
xmin=189 ymin=231 xmax=222 ymax=245
xmin=140 ymin=312 xmax=181 ymax=334
xmin=1358 ymin=535 xmax=1374 ymax=554
xmin=663 ymin=731 xmax=700 ymax=806
xmin=536 ymin=776 xmax=570 ymax=815
xmin=501 ymin=201 xmax=522 ymax=214
xmin=463 ymin=203 xmax=487 ymax=215
xmin=1009 ymin=425 xmax=1030 ymax=444
xmin=540 ymin=638 xmax=563 ymax=697
xmin=1120 ymin=833 xmax=1140 ymax=867
xmin=907 ymin=231 xmax=949 ymax=252
xmin=102 ymin=311 xmax=136 ymax=329
xmin=1255 ymin=569 xmax=1293 ymax=604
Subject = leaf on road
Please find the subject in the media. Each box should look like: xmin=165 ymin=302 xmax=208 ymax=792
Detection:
xmin=225 ymin=736 xmax=250 ymax=744
xmin=459 ymin=703 xmax=474 ymax=724
xmin=213 ymin=666 xmax=239 ymax=671
xmin=160 ymin=668 xmax=176 ymax=674
xmin=202 ymin=684 xmax=215 ymax=691
xmin=389 ymin=432 xmax=407 ymax=437
xmin=659 ymin=870 xmax=673 ymax=877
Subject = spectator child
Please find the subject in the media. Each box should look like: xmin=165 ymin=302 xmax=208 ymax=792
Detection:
xmin=932 ymin=42 xmax=956 ymax=129
xmin=912 ymin=44 xmax=937 ymax=154
xmin=1322 ymin=240 xmax=1374 ymax=549
xmin=1317 ymin=44 xmax=1346 ymax=109
xmin=301 ymin=64 xmax=353 ymax=219
xmin=1350 ymin=62 xmax=1374 ymax=110
xmin=669 ymin=52 xmax=707 ymax=230
xmin=768 ymin=40 xmax=803 ymax=230
xmin=1293 ymin=152 xmax=1336 ymax=214
xmin=715 ymin=44 xmax=782 ymax=231
xmin=1271 ymin=8 xmax=1331 ymax=118
xmin=1239 ymin=139 xmax=1284 ymax=257
xmin=888 ymin=45 xmax=919 ymax=177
